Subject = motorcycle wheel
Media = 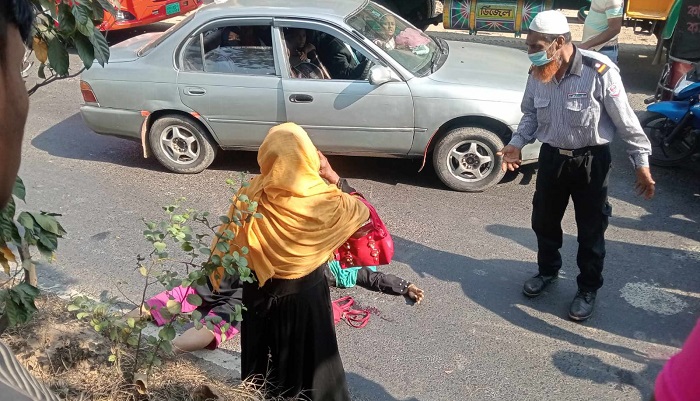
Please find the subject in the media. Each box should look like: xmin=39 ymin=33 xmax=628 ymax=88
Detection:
xmin=638 ymin=110 xmax=699 ymax=167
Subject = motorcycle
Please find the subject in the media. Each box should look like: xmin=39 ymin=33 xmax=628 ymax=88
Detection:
xmin=639 ymin=64 xmax=700 ymax=167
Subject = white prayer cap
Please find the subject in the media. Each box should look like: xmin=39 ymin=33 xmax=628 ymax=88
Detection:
xmin=529 ymin=10 xmax=570 ymax=35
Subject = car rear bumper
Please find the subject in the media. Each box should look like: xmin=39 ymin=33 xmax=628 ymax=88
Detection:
xmin=80 ymin=106 xmax=143 ymax=140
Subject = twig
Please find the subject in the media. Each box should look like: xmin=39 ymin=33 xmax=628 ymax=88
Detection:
xmin=27 ymin=67 xmax=85 ymax=96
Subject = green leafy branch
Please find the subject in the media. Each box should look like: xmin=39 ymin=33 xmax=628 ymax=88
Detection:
xmin=27 ymin=0 xmax=116 ymax=95
xmin=69 ymin=176 xmax=261 ymax=390
xmin=0 ymin=177 xmax=66 ymax=333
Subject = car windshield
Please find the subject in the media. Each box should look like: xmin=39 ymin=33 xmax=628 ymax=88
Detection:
xmin=346 ymin=2 xmax=439 ymax=77
xmin=138 ymin=12 xmax=196 ymax=56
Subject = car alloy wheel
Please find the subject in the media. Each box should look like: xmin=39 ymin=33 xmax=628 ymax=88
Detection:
xmin=159 ymin=125 xmax=201 ymax=165
xmin=445 ymin=140 xmax=495 ymax=182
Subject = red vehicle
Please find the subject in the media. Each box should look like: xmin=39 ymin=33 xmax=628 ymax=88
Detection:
xmin=98 ymin=0 xmax=203 ymax=31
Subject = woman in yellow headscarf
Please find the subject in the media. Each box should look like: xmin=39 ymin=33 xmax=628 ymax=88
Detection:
xmin=219 ymin=123 xmax=369 ymax=400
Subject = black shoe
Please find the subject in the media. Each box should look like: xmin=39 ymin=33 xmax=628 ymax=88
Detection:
xmin=522 ymin=274 xmax=558 ymax=297
xmin=569 ymin=290 xmax=597 ymax=321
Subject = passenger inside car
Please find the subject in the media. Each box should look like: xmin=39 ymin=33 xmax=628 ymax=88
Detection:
xmin=283 ymin=28 xmax=330 ymax=79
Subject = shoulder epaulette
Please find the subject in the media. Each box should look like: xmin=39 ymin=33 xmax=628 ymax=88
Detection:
xmin=582 ymin=55 xmax=610 ymax=75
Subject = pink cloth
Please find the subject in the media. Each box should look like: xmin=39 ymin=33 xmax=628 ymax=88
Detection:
xmin=146 ymin=286 xmax=239 ymax=349
xmin=395 ymin=28 xmax=431 ymax=48
xmin=655 ymin=318 xmax=700 ymax=401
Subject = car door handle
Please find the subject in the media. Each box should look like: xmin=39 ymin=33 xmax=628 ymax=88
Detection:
xmin=289 ymin=94 xmax=313 ymax=103
xmin=184 ymin=87 xmax=206 ymax=96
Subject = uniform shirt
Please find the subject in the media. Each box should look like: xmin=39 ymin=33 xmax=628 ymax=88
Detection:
xmin=509 ymin=47 xmax=651 ymax=168
xmin=582 ymin=0 xmax=624 ymax=50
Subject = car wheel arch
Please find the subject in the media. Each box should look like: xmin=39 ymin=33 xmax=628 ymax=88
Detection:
xmin=143 ymin=109 xmax=220 ymax=157
xmin=419 ymin=115 xmax=513 ymax=172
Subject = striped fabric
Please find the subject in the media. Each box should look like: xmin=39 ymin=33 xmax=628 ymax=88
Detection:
xmin=509 ymin=48 xmax=652 ymax=168
xmin=0 ymin=342 xmax=60 ymax=401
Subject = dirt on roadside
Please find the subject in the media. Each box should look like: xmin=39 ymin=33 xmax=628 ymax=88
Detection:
xmin=1 ymin=295 xmax=262 ymax=401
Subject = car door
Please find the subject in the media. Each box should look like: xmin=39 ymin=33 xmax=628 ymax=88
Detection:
xmin=177 ymin=20 xmax=285 ymax=148
xmin=274 ymin=20 xmax=415 ymax=155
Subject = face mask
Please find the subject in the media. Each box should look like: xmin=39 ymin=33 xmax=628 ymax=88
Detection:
xmin=528 ymin=42 xmax=556 ymax=66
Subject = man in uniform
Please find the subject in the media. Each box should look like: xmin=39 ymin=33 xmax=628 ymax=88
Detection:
xmin=498 ymin=10 xmax=656 ymax=322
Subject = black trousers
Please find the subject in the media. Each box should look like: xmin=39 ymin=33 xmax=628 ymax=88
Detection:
xmin=241 ymin=265 xmax=351 ymax=401
xmin=532 ymin=143 xmax=612 ymax=292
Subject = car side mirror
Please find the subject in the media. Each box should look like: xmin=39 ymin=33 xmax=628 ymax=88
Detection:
xmin=369 ymin=65 xmax=400 ymax=86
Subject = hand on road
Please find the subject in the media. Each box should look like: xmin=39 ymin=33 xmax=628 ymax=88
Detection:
xmin=497 ymin=145 xmax=522 ymax=172
xmin=407 ymin=284 xmax=424 ymax=304
xmin=635 ymin=167 xmax=656 ymax=200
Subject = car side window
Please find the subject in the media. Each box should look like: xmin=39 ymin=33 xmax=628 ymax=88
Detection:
xmin=282 ymin=28 xmax=373 ymax=81
xmin=182 ymin=25 xmax=276 ymax=76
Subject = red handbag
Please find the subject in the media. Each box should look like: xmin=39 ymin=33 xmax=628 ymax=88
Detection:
xmin=334 ymin=195 xmax=394 ymax=268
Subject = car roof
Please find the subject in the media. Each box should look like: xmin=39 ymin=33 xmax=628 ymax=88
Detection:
xmin=194 ymin=0 xmax=369 ymax=23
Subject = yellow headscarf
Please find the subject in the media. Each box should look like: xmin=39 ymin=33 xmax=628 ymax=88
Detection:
xmin=211 ymin=123 xmax=370 ymax=288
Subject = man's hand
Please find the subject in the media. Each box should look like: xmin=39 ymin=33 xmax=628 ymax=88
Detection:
xmin=497 ymin=145 xmax=522 ymax=172
xmin=635 ymin=167 xmax=655 ymax=200
xmin=318 ymin=150 xmax=340 ymax=185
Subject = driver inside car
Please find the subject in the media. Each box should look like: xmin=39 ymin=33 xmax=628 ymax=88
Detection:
xmin=317 ymin=32 xmax=371 ymax=80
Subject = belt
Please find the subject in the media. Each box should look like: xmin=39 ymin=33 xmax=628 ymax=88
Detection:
xmin=543 ymin=143 xmax=609 ymax=157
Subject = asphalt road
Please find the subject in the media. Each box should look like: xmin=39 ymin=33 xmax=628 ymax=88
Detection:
xmin=18 ymin=25 xmax=700 ymax=401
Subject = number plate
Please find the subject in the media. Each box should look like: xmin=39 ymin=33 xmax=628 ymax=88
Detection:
xmin=165 ymin=2 xmax=181 ymax=15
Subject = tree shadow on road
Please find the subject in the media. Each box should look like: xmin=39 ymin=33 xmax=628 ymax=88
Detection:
xmin=551 ymin=350 xmax=660 ymax=400
xmin=347 ymin=372 xmax=420 ymax=401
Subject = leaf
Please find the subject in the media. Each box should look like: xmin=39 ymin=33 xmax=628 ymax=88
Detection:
xmin=127 ymin=317 xmax=136 ymax=328
xmin=57 ymin=3 xmax=76 ymax=34
xmin=76 ymin=312 xmax=90 ymax=320
xmin=166 ymin=299 xmax=181 ymax=315
xmin=191 ymin=309 xmax=202 ymax=323
xmin=47 ymin=37 xmax=69 ymax=76
xmin=89 ymin=27 xmax=110 ymax=66
xmin=38 ymin=64 xmax=46 ymax=79
xmin=186 ymin=293 xmax=202 ymax=307
xmin=72 ymin=4 xmax=91 ymax=27
xmin=29 ymin=213 xmax=62 ymax=236
xmin=219 ymin=216 xmax=230 ymax=224
xmin=32 ymin=36 xmax=49 ymax=64
xmin=216 ymin=242 xmax=229 ymax=253
xmin=253 ymin=213 xmax=263 ymax=219
xmin=153 ymin=241 xmax=167 ymax=253
xmin=12 ymin=177 xmax=25 ymax=202
xmin=0 ymin=246 xmax=15 ymax=275
xmin=3 ymin=298 xmax=20 ymax=327
xmin=139 ymin=265 xmax=148 ymax=277
xmin=67 ymin=304 xmax=80 ymax=312
xmin=108 ymin=354 xmax=117 ymax=362
xmin=17 ymin=212 xmax=35 ymax=231
xmin=73 ymin=33 xmax=94 ymax=69
xmin=158 ymin=326 xmax=176 ymax=342
xmin=96 ymin=0 xmax=118 ymax=15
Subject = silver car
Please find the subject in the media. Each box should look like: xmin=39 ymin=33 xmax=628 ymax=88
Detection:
xmin=80 ymin=0 xmax=539 ymax=191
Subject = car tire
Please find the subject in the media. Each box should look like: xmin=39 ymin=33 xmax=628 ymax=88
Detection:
xmin=149 ymin=115 xmax=218 ymax=174
xmin=432 ymin=126 xmax=506 ymax=192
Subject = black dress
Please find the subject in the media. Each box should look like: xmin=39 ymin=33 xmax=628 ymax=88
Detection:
xmin=241 ymin=265 xmax=350 ymax=400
